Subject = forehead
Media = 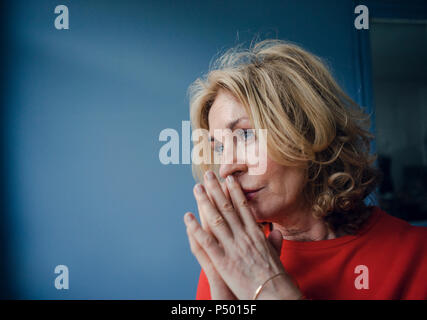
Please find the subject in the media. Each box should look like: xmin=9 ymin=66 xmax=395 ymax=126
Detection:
xmin=208 ymin=90 xmax=249 ymax=133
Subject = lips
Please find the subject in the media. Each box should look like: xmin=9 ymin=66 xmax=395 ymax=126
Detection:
xmin=241 ymin=187 xmax=263 ymax=200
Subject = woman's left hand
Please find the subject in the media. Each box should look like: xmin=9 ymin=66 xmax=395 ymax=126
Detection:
xmin=184 ymin=170 xmax=303 ymax=300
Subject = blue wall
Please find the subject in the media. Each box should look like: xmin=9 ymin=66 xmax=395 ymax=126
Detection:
xmin=2 ymin=0 xmax=367 ymax=299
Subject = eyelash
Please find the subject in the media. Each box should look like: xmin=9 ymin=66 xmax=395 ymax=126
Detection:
xmin=213 ymin=129 xmax=256 ymax=154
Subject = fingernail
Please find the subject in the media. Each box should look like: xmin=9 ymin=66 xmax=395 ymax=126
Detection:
xmin=205 ymin=170 xmax=215 ymax=180
xmin=184 ymin=213 xmax=193 ymax=223
xmin=226 ymin=175 xmax=234 ymax=184
xmin=195 ymin=183 xmax=204 ymax=194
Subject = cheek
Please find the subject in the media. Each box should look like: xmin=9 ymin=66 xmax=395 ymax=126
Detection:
xmin=247 ymin=156 xmax=308 ymax=216
xmin=263 ymin=163 xmax=306 ymax=206
xmin=245 ymin=133 xmax=268 ymax=176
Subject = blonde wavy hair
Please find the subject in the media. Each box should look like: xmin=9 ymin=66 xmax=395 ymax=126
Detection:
xmin=188 ymin=39 xmax=380 ymax=235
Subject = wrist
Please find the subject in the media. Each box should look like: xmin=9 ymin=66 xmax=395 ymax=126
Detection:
xmin=255 ymin=273 xmax=302 ymax=300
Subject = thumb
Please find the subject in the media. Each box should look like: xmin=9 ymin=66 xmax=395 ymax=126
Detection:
xmin=267 ymin=229 xmax=283 ymax=256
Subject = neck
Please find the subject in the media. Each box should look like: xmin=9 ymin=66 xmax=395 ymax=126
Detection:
xmin=271 ymin=206 xmax=336 ymax=242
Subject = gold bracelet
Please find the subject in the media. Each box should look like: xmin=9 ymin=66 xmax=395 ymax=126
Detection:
xmin=252 ymin=272 xmax=285 ymax=300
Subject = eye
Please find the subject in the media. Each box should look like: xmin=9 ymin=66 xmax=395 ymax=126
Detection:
xmin=237 ymin=129 xmax=255 ymax=141
xmin=213 ymin=142 xmax=224 ymax=154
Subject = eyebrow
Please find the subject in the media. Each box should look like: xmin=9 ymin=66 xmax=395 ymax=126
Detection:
xmin=209 ymin=117 xmax=249 ymax=142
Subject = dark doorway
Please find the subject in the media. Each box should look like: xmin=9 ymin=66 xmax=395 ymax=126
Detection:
xmin=370 ymin=18 xmax=427 ymax=222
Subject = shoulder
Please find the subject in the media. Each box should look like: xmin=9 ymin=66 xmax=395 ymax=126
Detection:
xmin=364 ymin=206 xmax=427 ymax=251
xmin=370 ymin=207 xmax=427 ymax=234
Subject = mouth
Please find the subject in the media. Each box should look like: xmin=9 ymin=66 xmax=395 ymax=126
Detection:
xmin=242 ymin=187 xmax=263 ymax=200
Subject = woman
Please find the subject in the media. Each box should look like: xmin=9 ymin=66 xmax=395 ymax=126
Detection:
xmin=183 ymin=39 xmax=427 ymax=300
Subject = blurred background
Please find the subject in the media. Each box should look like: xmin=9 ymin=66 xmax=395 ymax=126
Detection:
xmin=0 ymin=0 xmax=426 ymax=299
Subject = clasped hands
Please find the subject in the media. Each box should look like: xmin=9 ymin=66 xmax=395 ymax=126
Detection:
xmin=184 ymin=170 xmax=303 ymax=300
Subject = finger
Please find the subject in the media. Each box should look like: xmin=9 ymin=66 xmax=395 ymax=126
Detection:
xmin=204 ymin=171 xmax=243 ymax=233
xmin=225 ymin=175 xmax=259 ymax=229
xmin=202 ymin=192 xmax=214 ymax=233
xmin=184 ymin=211 xmax=224 ymax=260
xmin=199 ymin=179 xmax=220 ymax=234
xmin=204 ymin=178 xmax=230 ymax=233
xmin=185 ymin=213 xmax=220 ymax=279
xmin=267 ymin=229 xmax=283 ymax=256
xmin=220 ymin=180 xmax=231 ymax=203
xmin=193 ymin=183 xmax=233 ymax=242
xmin=198 ymin=204 xmax=211 ymax=234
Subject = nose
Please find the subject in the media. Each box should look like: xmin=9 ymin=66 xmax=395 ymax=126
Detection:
xmin=218 ymin=140 xmax=248 ymax=180
xmin=219 ymin=161 xmax=247 ymax=180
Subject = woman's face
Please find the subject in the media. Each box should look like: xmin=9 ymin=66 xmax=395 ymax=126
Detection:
xmin=208 ymin=89 xmax=308 ymax=223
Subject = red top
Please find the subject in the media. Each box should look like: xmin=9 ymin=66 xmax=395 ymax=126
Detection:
xmin=196 ymin=207 xmax=427 ymax=300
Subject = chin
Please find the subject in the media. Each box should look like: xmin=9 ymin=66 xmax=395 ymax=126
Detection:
xmin=249 ymin=199 xmax=292 ymax=224
xmin=249 ymin=204 xmax=273 ymax=223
